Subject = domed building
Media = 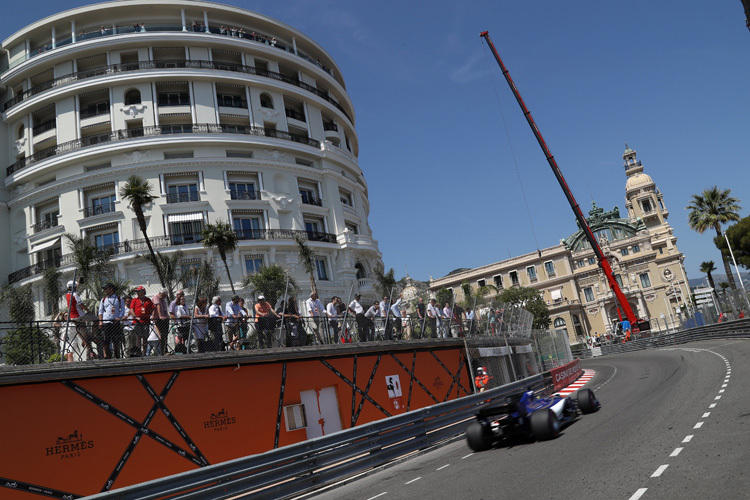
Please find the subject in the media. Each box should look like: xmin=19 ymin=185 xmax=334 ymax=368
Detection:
xmin=0 ymin=0 xmax=382 ymax=315
xmin=430 ymin=146 xmax=691 ymax=343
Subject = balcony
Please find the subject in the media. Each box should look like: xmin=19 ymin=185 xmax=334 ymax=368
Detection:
xmin=8 ymin=229 xmax=337 ymax=284
xmin=323 ymin=122 xmax=338 ymax=132
xmin=230 ymin=189 xmax=261 ymax=201
xmin=83 ymin=202 xmax=116 ymax=218
xmin=4 ymin=59 xmax=348 ymax=121
xmin=285 ymin=108 xmax=306 ymax=122
xmin=80 ymin=102 xmax=110 ymax=119
xmin=32 ymin=218 xmax=58 ymax=233
xmin=32 ymin=119 xmax=56 ymax=136
xmin=7 ymin=123 xmax=321 ymax=176
xmin=300 ymin=193 xmax=323 ymax=206
xmin=166 ymin=192 xmax=200 ymax=204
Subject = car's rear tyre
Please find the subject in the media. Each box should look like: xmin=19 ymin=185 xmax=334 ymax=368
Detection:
xmin=530 ymin=409 xmax=560 ymax=440
xmin=466 ymin=420 xmax=493 ymax=451
xmin=576 ymin=388 xmax=600 ymax=414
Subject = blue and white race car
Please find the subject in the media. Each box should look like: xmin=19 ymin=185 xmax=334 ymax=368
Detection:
xmin=466 ymin=388 xmax=600 ymax=451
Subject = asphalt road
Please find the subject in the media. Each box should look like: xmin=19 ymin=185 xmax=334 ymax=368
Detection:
xmin=308 ymin=339 xmax=750 ymax=500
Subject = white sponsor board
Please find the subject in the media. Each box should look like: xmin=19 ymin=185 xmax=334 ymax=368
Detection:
xmin=478 ymin=346 xmax=510 ymax=357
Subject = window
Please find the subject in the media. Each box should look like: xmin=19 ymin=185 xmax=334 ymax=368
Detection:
xmin=632 ymin=244 xmax=640 ymax=253
xmin=639 ymin=273 xmax=652 ymax=288
xmin=124 ymin=89 xmax=141 ymax=105
xmin=217 ymin=94 xmax=246 ymax=108
xmin=93 ymin=229 xmax=119 ymax=252
xmin=641 ymin=199 xmax=653 ymax=213
xmin=620 ymin=247 xmax=629 ymax=256
xmin=158 ymin=92 xmax=190 ymax=106
xmin=477 ymin=279 xmax=486 ymax=287
xmin=583 ymin=287 xmax=595 ymax=302
xmin=259 ymin=93 xmax=274 ymax=109
xmin=588 ymin=257 xmax=596 ymax=265
xmin=614 ymin=274 xmax=623 ymax=288
xmin=344 ymin=222 xmax=358 ymax=234
xmin=315 ymin=258 xmax=329 ymax=281
xmin=89 ymin=194 xmax=116 ymax=216
xmin=170 ymin=220 xmax=204 ymax=245
xmin=509 ymin=271 xmax=519 ymax=285
xmin=339 ymin=189 xmax=353 ymax=207
xmin=355 ymin=263 xmax=367 ymax=279
xmin=233 ymin=216 xmax=261 ymax=239
xmin=298 ymin=181 xmax=321 ymax=206
xmin=167 ymin=184 xmax=199 ymax=203
xmin=544 ymin=261 xmax=555 ymax=277
xmin=493 ymin=275 xmax=503 ymax=289
xmin=295 ymin=158 xmax=313 ymax=167
xmin=245 ymin=256 xmax=264 ymax=275
xmin=553 ymin=318 xmax=566 ymax=328
xmin=575 ymin=260 xmax=585 ymax=269
xmin=229 ymin=182 xmax=257 ymax=200
xmin=526 ymin=266 xmax=537 ymax=281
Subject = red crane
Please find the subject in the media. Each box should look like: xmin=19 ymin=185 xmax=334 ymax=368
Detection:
xmin=480 ymin=31 xmax=648 ymax=334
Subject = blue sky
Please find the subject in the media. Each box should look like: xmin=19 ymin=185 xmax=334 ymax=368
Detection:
xmin=5 ymin=1 xmax=750 ymax=283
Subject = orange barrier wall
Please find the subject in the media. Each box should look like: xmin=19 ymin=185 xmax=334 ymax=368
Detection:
xmin=0 ymin=343 xmax=470 ymax=499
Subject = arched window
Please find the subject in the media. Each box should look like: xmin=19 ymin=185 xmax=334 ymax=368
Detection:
xmin=124 ymin=89 xmax=142 ymax=105
xmin=355 ymin=263 xmax=367 ymax=280
xmin=17 ymin=124 xmax=25 ymax=139
xmin=553 ymin=317 xmax=566 ymax=328
xmin=259 ymin=93 xmax=274 ymax=109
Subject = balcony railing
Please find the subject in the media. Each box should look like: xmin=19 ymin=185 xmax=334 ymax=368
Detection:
xmin=7 ymin=123 xmax=320 ymax=176
xmin=166 ymin=192 xmax=200 ymax=204
xmin=300 ymin=193 xmax=323 ymax=206
xmin=8 ymin=230 xmax=336 ymax=284
xmin=32 ymin=218 xmax=58 ymax=233
xmin=83 ymin=203 xmax=116 ymax=218
xmin=3 ymin=59 xmax=348 ymax=121
xmin=323 ymin=122 xmax=338 ymax=132
xmin=32 ymin=119 xmax=56 ymax=136
xmin=230 ymin=189 xmax=261 ymax=200
xmin=285 ymin=108 xmax=307 ymax=122
xmin=80 ymin=103 xmax=110 ymax=119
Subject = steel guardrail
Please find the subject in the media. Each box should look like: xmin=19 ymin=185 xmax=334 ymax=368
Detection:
xmin=86 ymin=374 xmax=548 ymax=499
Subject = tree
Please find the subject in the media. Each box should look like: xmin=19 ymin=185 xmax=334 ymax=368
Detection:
xmin=435 ymin=287 xmax=453 ymax=307
xmin=717 ymin=215 xmax=750 ymax=270
xmin=0 ymin=284 xmax=57 ymax=365
xmin=42 ymin=266 xmax=63 ymax=317
xmin=188 ymin=261 xmax=221 ymax=302
xmin=294 ymin=235 xmax=317 ymax=295
xmin=242 ymin=265 xmax=299 ymax=307
xmin=202 ymin=220 xmax=239 ymax=294
xmin=460 ymin=281 xmax=498 ymax=309
xmin=719 ymin=282 xmax=730 ymax=295
xmin=687 ymin=186 xmax=741 ymax=290
xmin=120 ymin=175 xmax=165 ymax=287
xmin=63 ymin=232 xmax=117 ymax=310
xmin=496 ymin=286 xmax=550 ymax=330
xmin=699 ymin=261 xmax=717 ymax=291
xmin=137 ymin=250 xmax=185 ymax=298
xmin=373 ymin=266 xmax=398 ymax=298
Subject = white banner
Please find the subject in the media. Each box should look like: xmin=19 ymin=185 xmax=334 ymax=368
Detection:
xmin=478 ymin=346 xmax=510 ymax=357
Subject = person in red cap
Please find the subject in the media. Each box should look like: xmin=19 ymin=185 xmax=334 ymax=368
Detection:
xmin=130 ymin=286 xmax=154 ymax=356
xmin=475 ymin=367 xmax=491 ymax=392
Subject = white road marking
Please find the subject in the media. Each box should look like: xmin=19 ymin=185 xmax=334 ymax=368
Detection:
xmin=651 ymin=464 xmax=669 ymax=477
xmin=461 ymin=453 xmax=473 ymax=459
xmin=683 ymin=435 xmax=694 ymax=443
xmin=670 ymin=447 xmax=683 ymax=457
xmin=405 ymin=477 xmax=421 ymax=485
xmin=367 ymin=493 xmax=388 ymax=500
xmin=719 ymin=389 xmax=725 ymax=393
xmin=436 ymin=464 xmax=450 ymax=471
xmin=702 ymin=412 xmax=711 ymax=418
xmin=629 ymin=488 xmax=648 ymax=500
xmin=722 ymin=384 xmax=727 ymax=388
xmin=694 ymin=422 xmax=704 ymax=429
xmin=709 ymin=403 xmax=717 ymax=408
xmin=715 ymin=396 xmax=722 ymax=400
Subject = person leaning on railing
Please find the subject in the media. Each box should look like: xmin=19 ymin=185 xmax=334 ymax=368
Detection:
xmin=192 ymin=297 xmax=209 ymax=353
xmin=254 ymin=295 xmax=279 ymax=349
xmin=208 ymin=296 xmax=226 ymax=351
xmin=98 ymin=282 xmax=124 ymax=359
xmin=130 ymin=286 xmax=154 ymax=356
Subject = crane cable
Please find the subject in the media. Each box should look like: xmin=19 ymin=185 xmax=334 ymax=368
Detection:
xmin=480 ymin=38 xmax=542 ymax=256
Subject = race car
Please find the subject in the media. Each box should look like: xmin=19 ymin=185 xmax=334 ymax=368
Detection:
xmin=466 ymin=388 xmax=600 ymax=451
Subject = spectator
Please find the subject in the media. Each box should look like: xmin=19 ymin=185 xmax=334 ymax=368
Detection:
xmin=168 ymin=290 xmax=185 ymax=320
xmin=225 ymin=295 xmax=243 ymax=350
xmin=174 ymin=295 xmax=190 ymax=354
xmin=152 ymin=289 xmax=170 ymax=354
xmin=208 ymin=296 xmax=225 ymax=351
xmin=145 ymin=320 xmax=162 ymax=356
xmin=65 ymin=280 xmax=93 ymax=359
xmin=465 ymin=307 xmax=477 ymax=335
xmin=255 ymin=295 xmax=279 ymax=348
xmin=348 ymin=294 xmax=366 ymax=341
xmin=130 ymin=286 xmax=154 ymax=356
xmin=416 ymin=298 xmax=426 ymax=337
xmin=192 ymin=296 xmax=209 ymax=352
xmin=326 ymin=296 xmax=340 ymax=342
xmin=122 ymin=296 xmax=136 ymax=356
xmin=278 ymin=298 xmax=305 ymax=346
xmin=305 ymin=292 xmax=325 ymax=344
xmin=140 ymin=23 xmax=146 ymax=32
xmin=364 ymin=300 xmax=380 ymax=342
xmin=98 ymin=282 xmax=124 ymax=359
xmin=426 ymin=299 xmax=439 ymax=339
xmin=100 ymin=26 xmax=107 ymax=36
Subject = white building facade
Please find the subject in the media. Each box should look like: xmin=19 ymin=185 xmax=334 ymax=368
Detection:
xmin=0 ymin=0 xmax=382 ymax=316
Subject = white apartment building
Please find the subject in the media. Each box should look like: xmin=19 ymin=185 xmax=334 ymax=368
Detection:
xmin=0 ymin=0 xmax=382 ymax=316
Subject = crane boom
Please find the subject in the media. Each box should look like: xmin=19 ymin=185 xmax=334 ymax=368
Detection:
xmin=480 ymin=31 xmax=640 ymax=329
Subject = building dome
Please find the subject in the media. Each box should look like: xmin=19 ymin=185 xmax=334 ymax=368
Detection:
xmin=1 ymin=0 xmax=383 ymax=310
xmin=625 ymin=172 xmax=654 ymax=191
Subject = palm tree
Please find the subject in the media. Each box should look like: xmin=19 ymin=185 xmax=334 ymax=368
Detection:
xmin=699 ymin=261 xmax=717 ymax=291
xmin=686 ymin=186 xmax=741 ymax=290
xmin=294 ymin=235 xmax=317 ymax=295
xmin=202 ymin=220 xmax=238 ymax=294
xmin=120 ymin=175 xmax=165 ymax=287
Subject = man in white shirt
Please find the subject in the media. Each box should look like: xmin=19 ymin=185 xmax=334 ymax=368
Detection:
xmin=426 ymin=299 xmax=439 ymax=339
xmin=305 ymin=292 xmax=325 ymax=344
xmin=442 ymin=303 xmax=453 ymax=338
xmin=326 ymin=296 xmax=340 ymax=342
xmin=465 ymin=308 xmax=477 ymax=335
xmin=389 ymin=294 xmax=403 ymax=340
xmin=349 ymin=294 xmax=366 ymax=341
xmin=363 ymin=300 xmax=380 ymax=342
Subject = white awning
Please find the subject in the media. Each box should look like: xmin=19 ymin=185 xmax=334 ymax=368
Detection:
xmin=550 ymin=289 xmax=562 ymax=301
xmin=167 ymin=212 xmax=204 ymax=223
xmin=29 ymin=238 xmax=60 ymax=254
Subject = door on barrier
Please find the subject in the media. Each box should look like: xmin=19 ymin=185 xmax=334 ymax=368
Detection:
xmin=300 ymin=386 xmax=343 ymax=439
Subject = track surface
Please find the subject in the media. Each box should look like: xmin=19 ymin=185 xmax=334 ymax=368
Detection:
xmin=309 ymin=339 xmax=750 ymax=500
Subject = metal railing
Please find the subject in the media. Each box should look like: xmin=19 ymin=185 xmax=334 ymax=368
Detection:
xmin=8 ymin=123 xmax=320 ymax=176
xmin=83 ymin=203 xmax=116 ymax=218
xmin=80 ymin=103 xmax=110 ymax=119
xmin=229 ymin=189 xmax=261 ymax=200
xmin=31 ymin=218 xmax=59 ymax=233
xmin=284 ymin=107 xmax=306 ymax=122
xmin=300 ymin=193 xmax=323 ymax=206
xmin=32 ymin=119 xmax=56 ymax=135
xmin=4 ymin=58 xmax=347 ymax=120
xmin=84 ymin=374 xmax=547 ymax=500
xmin=166 ymin=192 xmax=200 ymax=204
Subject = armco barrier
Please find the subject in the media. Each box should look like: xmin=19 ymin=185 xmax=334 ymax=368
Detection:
xmin=86 ymin=374 xmax=551 ymax=500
